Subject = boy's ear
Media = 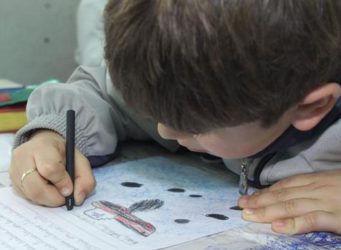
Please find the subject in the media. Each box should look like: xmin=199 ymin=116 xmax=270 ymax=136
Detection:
xmin=292 ymin=83 xmax=341 ymax=131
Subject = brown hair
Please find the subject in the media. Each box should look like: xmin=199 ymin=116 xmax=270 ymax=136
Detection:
xmin=104 ymin=0 xmax=341 ymax=133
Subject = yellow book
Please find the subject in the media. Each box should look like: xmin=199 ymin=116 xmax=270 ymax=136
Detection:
xmin=0 ymin=105 xmax=27 ymax=132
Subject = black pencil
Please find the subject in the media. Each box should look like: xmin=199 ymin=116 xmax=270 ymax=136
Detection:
xmin=66 ymin=110 xmax=75 ymax=210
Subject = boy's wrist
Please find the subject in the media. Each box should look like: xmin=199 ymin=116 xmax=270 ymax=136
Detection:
xmin=29 ymin=129 xmax=64 ymax=142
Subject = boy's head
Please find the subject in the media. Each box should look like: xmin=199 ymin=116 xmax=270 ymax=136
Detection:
xmin=104 ymin=0 xmax=341 ymax=158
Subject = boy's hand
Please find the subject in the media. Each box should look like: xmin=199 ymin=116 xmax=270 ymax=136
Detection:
xmin=9 ymin=130 xmax=96 ymax=207
xmin=238 ymin=170 xmax=341 ymax=234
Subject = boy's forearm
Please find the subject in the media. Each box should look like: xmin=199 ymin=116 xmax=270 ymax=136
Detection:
xmin=14 ymin=66 xmax=119 ymax=157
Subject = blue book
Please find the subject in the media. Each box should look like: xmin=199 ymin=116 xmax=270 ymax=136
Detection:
xmin=0 ymin=79 xmax=24 ymax=93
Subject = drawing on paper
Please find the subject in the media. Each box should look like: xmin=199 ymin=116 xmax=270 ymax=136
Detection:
xmin=121 ymin=182 xmax=143 ymax=188
xmin=84 ymin=199 xmax=164 ymax=237
xmin=295 ymin=232 xmax=341 ymax=249
xmin=253 ymin=231 xmax=341 ymax=250
xmin=206 ymin=214 xmax=229 ymax=220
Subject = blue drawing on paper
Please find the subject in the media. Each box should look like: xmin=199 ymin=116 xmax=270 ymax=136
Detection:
xmin=255 ymin=232 xmax=341 ymax=250
xmin=83 ymin=156 xmax=247 ymax=247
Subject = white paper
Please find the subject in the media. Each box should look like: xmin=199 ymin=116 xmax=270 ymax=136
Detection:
xmin=0 ymin=156 xmax=248 ymax=250
xmin=0 ymin=172 xmax=11 ymax=188
xmin=0 ymin=133 xmax=14 ymax=172
xmin=169 ymin=216 xmax=341 ymax=250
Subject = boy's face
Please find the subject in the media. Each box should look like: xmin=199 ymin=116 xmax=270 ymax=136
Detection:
xmin=157 ymin=109 xmax=294 ymax=159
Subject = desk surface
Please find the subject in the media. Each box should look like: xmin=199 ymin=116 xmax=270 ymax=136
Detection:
xmin=0 ymin=172 xmax=10 ymax=187
xmin=0 ymin=134 xmax=340 ymax=250
xmin=0 ymin=133 xmax=14 ymax=187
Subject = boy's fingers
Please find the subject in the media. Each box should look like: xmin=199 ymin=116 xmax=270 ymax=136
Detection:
xmin=12 ymin=182 xmax=25 ymax=198
xmin=242 ymin=198 xmax=324 ymax=223
xmin=10 ymin=152 xmax=36 ymax=190
xmin=239 ymin=184 xmax=316 ymax=208
xmin=73 ymin=152 xmax=96 ymax=205
xmin=269 ymin=174 xmax=314 ymax=191
xmin=34 ymin=150 xmax=73 ymax=197
xmin=20 ymin=168 xmax=65 ymax=207
xmin=272 ymin=211 xmax=341 ymax=235
xmin=268 ymin=170 xmax=337 ymax=192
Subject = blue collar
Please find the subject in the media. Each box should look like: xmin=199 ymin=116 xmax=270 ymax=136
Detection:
xmin=250 ymin=97 xmax=341 ymax=159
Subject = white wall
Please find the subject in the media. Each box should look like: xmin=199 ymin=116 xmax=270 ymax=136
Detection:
xmin=0 ymin=0 xmax=80 ymax=84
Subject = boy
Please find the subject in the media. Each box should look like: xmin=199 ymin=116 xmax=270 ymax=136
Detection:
xmin=9 ymin=0 xmax=341 ymax=235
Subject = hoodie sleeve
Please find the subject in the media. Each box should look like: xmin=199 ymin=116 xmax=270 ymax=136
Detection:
xmin=13 ymin=66 xmax=150 ymax=159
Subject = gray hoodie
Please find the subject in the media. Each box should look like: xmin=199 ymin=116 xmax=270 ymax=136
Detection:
xmin=14 ymin=66 xmax=341 ymax=188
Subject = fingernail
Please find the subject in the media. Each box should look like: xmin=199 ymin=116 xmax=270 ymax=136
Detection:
xmin=244 ymin=208 xmax=254 ymax=215
xmin=273 ymin=220 xmax=286 ymax=228
xmin=273 ymin=220 xmax=291 ymax=234
xmin=76 ymin=192 xmax=85 ymax=205
xmin=61 ymin=187 xmax=72 ymax=196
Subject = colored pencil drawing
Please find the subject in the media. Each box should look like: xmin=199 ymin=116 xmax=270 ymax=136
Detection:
xmin=253 ymin=231 xmax=341 ymax=250
xmin=77 ymin=156 xmax=248 ymax=249
xmin=84 ymin=199 xmax=164 ymax=237
xmin=294 ymin=232 xmax=341 ymax=249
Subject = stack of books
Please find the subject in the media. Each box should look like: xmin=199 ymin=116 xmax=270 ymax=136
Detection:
xmin=0 ymin=80 xmax=27 ymax=133
xmin=0 ymin=79 xmax=59 ymax=133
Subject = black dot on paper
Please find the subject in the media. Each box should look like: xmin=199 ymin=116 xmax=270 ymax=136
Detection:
xmin=121 ymin=182 xmax=143 ymax=188
xmin=189 ymin=194 xmax=202 ymax=198
xmin=230 ymin=206 xmax=243 ymax=211
xmin=206 ymin=214 xmax=229 ymax=220
xmin=174 ymin=219 xmax=190 ymax=224
xmin=167 ymin=188 xmax=185 ymax=193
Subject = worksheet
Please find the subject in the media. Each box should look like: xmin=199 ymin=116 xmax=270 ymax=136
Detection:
xmin=170 ymin=223 xmax=341 ymax=250
xmin=0 ymin=133 xmax=14 ymax=172
xmin=0 ymin=156 xmax=248 ymax=250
